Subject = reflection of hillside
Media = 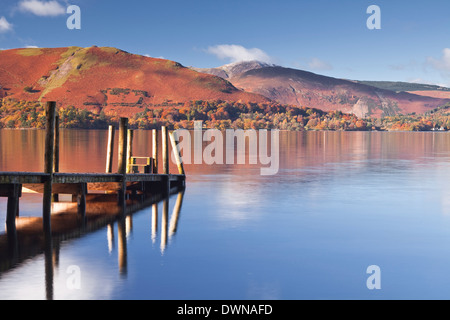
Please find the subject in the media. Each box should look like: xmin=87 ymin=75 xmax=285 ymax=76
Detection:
xmin=1 ymin=130 xmax=450 ymax=176
xmin=180 ymin=131 xmax=450 ymax=176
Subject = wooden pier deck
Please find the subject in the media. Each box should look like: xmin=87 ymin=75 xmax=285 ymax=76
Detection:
xmin=0 ymin=101 xmax=186 ymax=239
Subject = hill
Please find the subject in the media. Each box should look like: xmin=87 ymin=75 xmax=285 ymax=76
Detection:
xmin=194 ymin=62 xmax=450 ymax=118
xmin=353 ymin=80 xmax=450 ymax=93
xmin=0 ymin=46 xmax=269 ymax=118
xmin=190 ymin=60 xmax=273 ymax=80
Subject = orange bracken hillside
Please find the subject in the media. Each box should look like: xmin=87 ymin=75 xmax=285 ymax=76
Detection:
xmin=0 ymin=46 xmax=269 ymax=117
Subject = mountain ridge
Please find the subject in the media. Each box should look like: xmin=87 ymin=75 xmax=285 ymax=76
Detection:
xmin=194 ymin=61 xmax=450 ymax=117
xmin=1 ymin=47 xmax=449 ymax=119
xmin=0 ymin=46 xmax=269 ymax=117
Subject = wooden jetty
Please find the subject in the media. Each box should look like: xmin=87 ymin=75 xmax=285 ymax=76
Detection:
xmin=0 ymin=101 xmax=186 ymax=238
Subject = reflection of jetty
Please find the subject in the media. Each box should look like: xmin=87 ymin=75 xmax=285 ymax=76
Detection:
xmin=0 ymin=101 xmax=186 ymax=298
xmin=0 ymin=189 xmax=185 ymax=299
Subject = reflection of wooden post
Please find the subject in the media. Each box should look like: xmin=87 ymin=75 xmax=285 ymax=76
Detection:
xmin=152 ymin=129 xmax=158 ymax=173
xmin=161 ymin=198 xmax=168 ymax=254
xmin=52 ymin=116 xmax=60 ymax=202
xmin=126 ymin=215 xmax=133 ymax=237
xmin=117 ymin=217 xmax=127 ymax=276
xmin=107 ymin=223 xmax=115 ymax=253
xmin=43 ymin=101 xmax=56 ymax=235
xmin=105 ymin=125 xmax=115 ymax=173
xmin=169 ymin=190 xmax=184 ymax=238
xmin=169 ymin=131 xmax=185 ymax=175
xmin=44 ymin=228 xmax=54 ymax=300
xmin=126 ymin=129 xmax=133 ymax=174
xmin=162 ymin=126 xmax=169 ymax=174
xmin=151 ymin=203 xmax=158 ymax=244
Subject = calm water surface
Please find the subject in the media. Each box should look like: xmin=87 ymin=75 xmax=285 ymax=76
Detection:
xmin=0 ymin=130 xmax=450 ymax=300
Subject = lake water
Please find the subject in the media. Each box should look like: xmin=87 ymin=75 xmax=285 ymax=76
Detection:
xmin=0 ymin=129 xmax=450 ymax=300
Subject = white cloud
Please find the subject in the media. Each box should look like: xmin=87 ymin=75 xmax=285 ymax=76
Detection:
xmin=307 ymin=57 xmax=333 ymax=71
xmin=25 ymin=45 xmax=39 ymax=48
xmin=206 ymin=44 xmax=272 ymax=63
xmin=18 ymin=0 xmax=66 ymax=17
xmin=0 ymin=16 xmax=13 ymax=33
xmin=144 ymin=54 xmax=165 ymax=59
xmin=427 ymin=48 xmax=450 ymax=73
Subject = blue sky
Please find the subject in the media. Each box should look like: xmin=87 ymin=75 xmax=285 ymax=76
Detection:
xmin=1 ymin=0 xmax=450 ymax=86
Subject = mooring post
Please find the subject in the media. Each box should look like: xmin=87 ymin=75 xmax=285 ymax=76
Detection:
xmin=152 ymin=129 xmax=158 ymax=174
xmin=43 ymin=101 xmax=56 ymax=235
xmin=118 ymin=118 xmax=128 ymax=174
xmin=52 ymin=115 xmax=60 ymax=202
xmin=117 ymin=118 xmax=128 ymax=207
xmin=126 ymin=129 xmax=133 ymax=174
xmin=169 ymin=131 xmax=185 ymax=175
xmin=162 ymin=126 xmax=169 ymax=175
xmin=105 ymin=125 xmax=115 ymax=173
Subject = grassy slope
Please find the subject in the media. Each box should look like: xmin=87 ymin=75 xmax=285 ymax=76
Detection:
xmin=0 ymin=46 xmax=269 ymax=117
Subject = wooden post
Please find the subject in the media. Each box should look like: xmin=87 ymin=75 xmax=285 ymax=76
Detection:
xmin=152 ymin=129 xmax=158 ymax=174
xmin=117 ymin=118 xmax=128 ymax=175
xmin=77 ymin=183 xmax=87 ymax=218
xmin=52 ymin=116 xmax=60 ymax=202
xmin=117 ymin=118 xmax=128 ymax=207
xmin=105 ymin=125 xmax=115 ymax=173
xmin=169 ymin=131 xmax=185 ymax=175
xmin=43 ymin=101 xmax=56 ymax=235
xmin=53 ymin=116 xmax=60 ymax=174
xmin=162 ymin=126 xmax=169 ymax=175
xmin=126 ymin=129 xmax=133 ymax=174
xmin=144 ymin=158 xmax=153 ymax=174
xmin=6 ymin=184 xmax=21 ymax=234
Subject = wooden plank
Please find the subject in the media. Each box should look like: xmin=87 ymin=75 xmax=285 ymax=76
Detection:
xmin=0 ymin=173 xmax=49 ymax=184
xmin=23 ymin=183 xmax=85 ymax=195
xmin=124 ymin=174 xmax=164 ymax=182
xmin=88 ymin=182 xmax=122 ymax=192
xmin=1 ymin=172 xmax=183 ymax=185
xmin=53 ymin=173 xmax=123 ymax=183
